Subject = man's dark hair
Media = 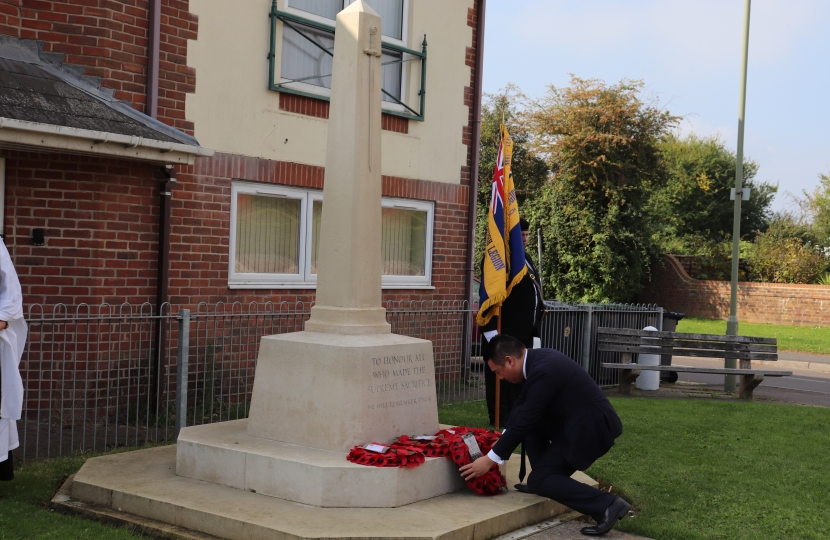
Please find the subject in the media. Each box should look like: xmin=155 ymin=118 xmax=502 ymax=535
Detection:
xmin=485 ymin=334 xmax=526 ymax=366
xmin=520 ymin=218 xmax=530 ymax=232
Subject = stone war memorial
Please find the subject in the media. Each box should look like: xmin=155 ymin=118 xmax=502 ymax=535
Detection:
xmin=55 ymin=3 xmax=596 ymax=537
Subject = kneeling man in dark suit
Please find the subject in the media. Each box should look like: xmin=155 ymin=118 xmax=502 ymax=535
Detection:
xmin=460 ymin=334 xmax=631 ymax=536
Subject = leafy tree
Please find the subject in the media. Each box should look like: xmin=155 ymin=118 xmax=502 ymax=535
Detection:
xmin=474 ymin=87 xmax=549 ymax=276
xmin=804 ymin=171 xmax=830 ymax=244
xmin=523 ymin=77 xmax=678 ymax=303
xmin=649 ymin=134 xmax=776 ymax=252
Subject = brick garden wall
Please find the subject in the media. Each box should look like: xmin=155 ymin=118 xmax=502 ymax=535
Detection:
xmin=0 ymin=0 xmax=197 ymax=133
xmin=639 ymin=255 xmax=830 ymax=327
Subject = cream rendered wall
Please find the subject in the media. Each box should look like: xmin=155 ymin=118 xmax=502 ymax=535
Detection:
xmin=186 ymin=0 xmax=474 ymax=185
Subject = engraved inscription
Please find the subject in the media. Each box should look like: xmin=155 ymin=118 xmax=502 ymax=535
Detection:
xmin=365 ymin=352 xmax=433 ymax=410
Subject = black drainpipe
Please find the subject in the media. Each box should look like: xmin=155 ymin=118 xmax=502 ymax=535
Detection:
xmin=146 ymin=0 xmax=161 ymax=118
xmin=463 ymin=0 xmax=486 ymax=367
xmin=153 ymin=164 xmax=175 ymax=413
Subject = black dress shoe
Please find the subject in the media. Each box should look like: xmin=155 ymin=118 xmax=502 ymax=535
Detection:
xmin=513 ymin=483 xmax=529 ymax=493
xmin=580 ymin=497 xmax=631 ymax=536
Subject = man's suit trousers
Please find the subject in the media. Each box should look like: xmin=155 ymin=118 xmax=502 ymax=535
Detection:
xmin=524 ymin=431 xmax=615 ymax=520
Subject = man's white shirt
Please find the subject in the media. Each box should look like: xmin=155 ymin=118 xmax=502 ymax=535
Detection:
xmin=486 ymin=349 xmax=528 ymax=465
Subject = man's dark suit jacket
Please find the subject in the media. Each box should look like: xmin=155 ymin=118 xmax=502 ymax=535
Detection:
xmin=491 ymin=348 xmax=623 ymax=472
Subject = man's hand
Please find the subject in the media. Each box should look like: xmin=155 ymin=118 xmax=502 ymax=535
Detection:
xmin=459 ymin=455 xmax=495 ymax=481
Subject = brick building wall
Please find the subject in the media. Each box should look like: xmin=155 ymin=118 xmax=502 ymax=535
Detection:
xmin=1 ymin=0 xmax=483 ymax=311
xmin=168 ymin=152 xmax=470 ymax=307
xmin=639 ymin=255 xmax=830 ymax=327
xmin=0 ymin=0 xmax=197 ymax=133
xmin=2 ymin=149 xmax=162 ymax=307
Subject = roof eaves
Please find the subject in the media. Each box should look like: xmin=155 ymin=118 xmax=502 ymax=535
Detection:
xmin=0 ymin=35 xmax=209 ymax=154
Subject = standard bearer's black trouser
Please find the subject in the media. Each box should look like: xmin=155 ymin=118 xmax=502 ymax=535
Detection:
xmin=0 ymin=450 xmax=13 ymax=481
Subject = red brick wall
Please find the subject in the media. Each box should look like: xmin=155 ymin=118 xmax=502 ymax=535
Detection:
xmin=278 ymin=93 xmax=410 ymax=134
xmin=460 ymin=2 xmax=481 ymax=189
xmin=1 ymin=0 xmax=480 ymax=311
xmin=167 ymin=152 xmax=469 ymax=308
xmin=2 ymin=149 xmax=162 ymax=307
xmin=0 ymin=0 xmax=197 ymax=133
xmin=639 ymin=255 xmax=830 ymax=327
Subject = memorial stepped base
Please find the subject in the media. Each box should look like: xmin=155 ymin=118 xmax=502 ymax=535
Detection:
xmin=176 ymin=419 xmax=465 ymax=507
xmin=58 ymin=444 xmax=598 ymax=540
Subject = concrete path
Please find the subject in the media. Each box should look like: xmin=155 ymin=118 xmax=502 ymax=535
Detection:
xmin=494 ymin=513 xmax=652 ymax=540
xmin=522 ymin=520 xmax=651 ymax=539
xmin=775 ymin=350 xmax=830 ymax=372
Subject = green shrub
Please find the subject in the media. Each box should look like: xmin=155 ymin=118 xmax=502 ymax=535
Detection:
xmin=748 ymin=224 xmax=829 ymax=283
xmin=667 ymin=235 xmax=751 ymax=281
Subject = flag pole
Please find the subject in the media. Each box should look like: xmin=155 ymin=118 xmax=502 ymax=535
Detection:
xmin=495 ymin=307 xmax=502 ymax=428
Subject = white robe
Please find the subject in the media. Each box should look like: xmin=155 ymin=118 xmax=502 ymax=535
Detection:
xmin=0 ymin=239 xmax=26 ymax=462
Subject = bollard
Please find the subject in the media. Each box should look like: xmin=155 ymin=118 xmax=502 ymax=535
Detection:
xmin=635 ymin=325 xmax=660 ymax=391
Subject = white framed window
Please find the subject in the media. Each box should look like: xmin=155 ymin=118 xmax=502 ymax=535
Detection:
xmin=280 ymin=0 xmax=409 ymax=112
xmin=229 ymin=182 xmax=434 ymax=289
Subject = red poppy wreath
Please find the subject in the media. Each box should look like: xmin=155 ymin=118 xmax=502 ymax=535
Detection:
xmin=347 ymin=427 xmax=507 ymax=496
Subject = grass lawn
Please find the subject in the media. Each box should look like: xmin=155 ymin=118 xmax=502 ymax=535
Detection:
xmin=2 ymin=399 xmax=826 ymax=539
xmin=0 ymin=448 xmax=146 ymax=539
xmin=437 ymin=399 xmax=830 ymax=540
xmin=677 ymin=317 xmax=830 ymax=356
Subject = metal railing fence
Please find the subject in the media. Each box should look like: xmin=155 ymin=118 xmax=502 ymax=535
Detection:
xmin=16 ymin=300 xmax=662 ymax=463
xmin=20 ymin=303 xmax=177 ymax=464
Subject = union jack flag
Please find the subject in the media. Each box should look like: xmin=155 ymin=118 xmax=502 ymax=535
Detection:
xmin=477 ymin=125 xmax=527 ymax=326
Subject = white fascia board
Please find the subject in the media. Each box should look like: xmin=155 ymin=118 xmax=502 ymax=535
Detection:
xmin=0 ymin=117 xmax=215 ymax=164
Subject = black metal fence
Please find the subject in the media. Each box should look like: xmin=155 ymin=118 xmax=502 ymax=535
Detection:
xmin=16 ymin=300 xmax=662 ymax=463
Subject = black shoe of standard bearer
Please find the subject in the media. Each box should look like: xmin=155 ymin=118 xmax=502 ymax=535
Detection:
xmin=513 ymin=483 xmax=530 ymax=493
xmin=580 ymin=497 xmax=631 ymax=536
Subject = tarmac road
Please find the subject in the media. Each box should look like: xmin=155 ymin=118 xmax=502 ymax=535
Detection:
xmin=670 ymin=354 xmax=830 ymax=407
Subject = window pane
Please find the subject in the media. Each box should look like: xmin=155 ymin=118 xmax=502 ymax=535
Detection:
xmin=310 ymin=199 xmax=322 ymax=274
xmin=364 ymin=0 xmax=403 ymax=40
xmin=381 ymin=47 xmax=402 ymax=103
xmin=382 ymin=207 xmax=426 ymax=276
xmin=235 ymin=194 xmax=301 ymax=274
xmin=280 ymin=22 xmax=335 ymax=89
xmin=292 ymin=0 xmax=403 ymax=39
xmin=311 ymin=202 xmax=427 ymax=277
xmin=289 ymin=0 xmax=342 ymax=20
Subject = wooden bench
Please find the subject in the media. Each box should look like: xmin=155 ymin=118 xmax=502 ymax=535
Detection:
xmin=596 ymin=327 xmax=793 ymax=400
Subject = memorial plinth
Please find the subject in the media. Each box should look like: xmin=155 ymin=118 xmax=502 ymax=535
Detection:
xmin=245 ymin=332 xmax=438 ymax=451
xmin=58 ymin=445 xmax=594 ymax=540
xmin=177 ymin=419 xmax=464 ymax=508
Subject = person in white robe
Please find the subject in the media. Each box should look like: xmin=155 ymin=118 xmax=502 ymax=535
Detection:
xmin=0 ymin=238 xmax=26 ymax=481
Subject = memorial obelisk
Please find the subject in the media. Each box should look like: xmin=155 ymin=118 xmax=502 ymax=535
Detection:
xmin=244 ymin=0 xmax=439 ymax=451
xmin=174 ymin=2 xmax=462 ymax=508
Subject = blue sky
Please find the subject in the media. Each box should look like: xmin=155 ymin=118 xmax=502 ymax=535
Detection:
xmin=481 ymin=0 xmax=830 ymax=212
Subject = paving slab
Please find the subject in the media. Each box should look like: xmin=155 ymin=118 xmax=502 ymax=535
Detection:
xmin=57 ymin=444 xmax=599 ymax=540
xmin=506 ymin=518 xmax=652 ymax=540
